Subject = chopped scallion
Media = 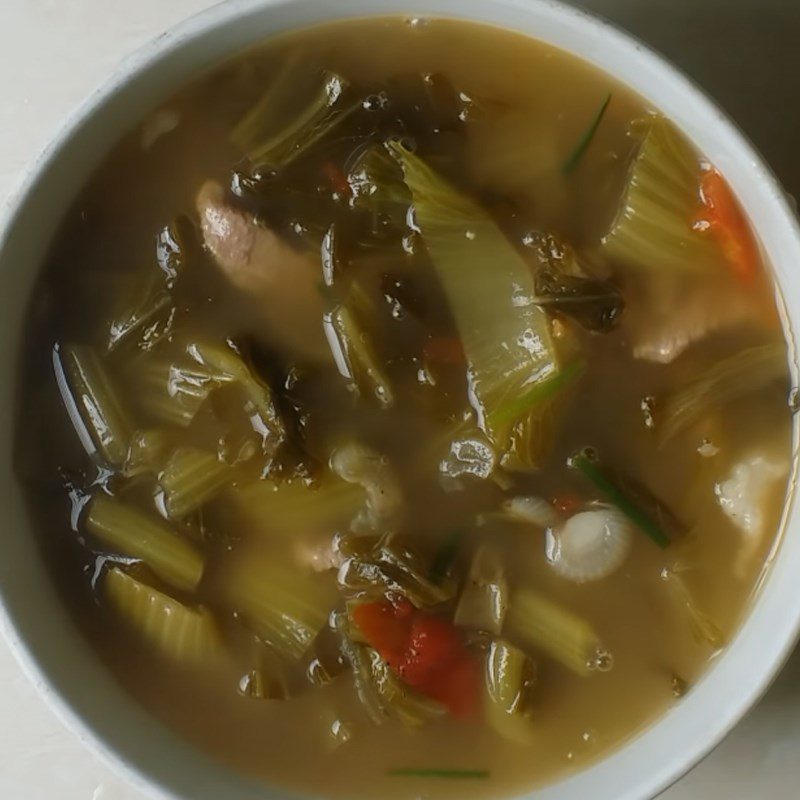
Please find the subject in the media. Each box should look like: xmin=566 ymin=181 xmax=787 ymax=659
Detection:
xmin=491 ymin=359 xmax=585 ymax=429
xmin=569 ymin=450 xmax=671 ymax=548
xmin=562 ymin=93 xmax=611 ymax=174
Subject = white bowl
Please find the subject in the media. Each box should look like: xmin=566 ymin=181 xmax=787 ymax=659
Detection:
xmin=1 ymin=1 xmax=798 ymax=799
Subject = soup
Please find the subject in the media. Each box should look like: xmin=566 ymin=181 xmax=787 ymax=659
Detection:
xmin=14 ymin=16 xmax=794 ymax=800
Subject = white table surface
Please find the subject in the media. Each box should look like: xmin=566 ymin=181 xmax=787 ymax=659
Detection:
xmin=1 ymin=1 xmax=799 ymax=798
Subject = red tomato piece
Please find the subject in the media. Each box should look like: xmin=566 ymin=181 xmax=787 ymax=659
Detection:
xmin=387 ymin=594 xmax=415 ymax=620
xmin=398 ymin=614 xmax=462 ymax=688
xmin=351 ymin=601 xmax=411 ymax=666
xmin=352 ymin=597 xmax=480 ymax=718
xmin=696 ymin=168 xmax=757 ymax=282
xmin=425 ymin=655 xmax=481 ymax=718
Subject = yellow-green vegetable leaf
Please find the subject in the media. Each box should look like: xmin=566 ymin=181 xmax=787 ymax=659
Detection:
xmin=454 ymin=546 xmax=508 ymax=635
xmin=105 ymin=567 xmax=220 ymax=662
xmin=324 ymin=305 xmax=394 ymax=409
xmin=188 ymin=341 xmax=286 ymax=448
xmin=159 ymin=446 xmax=233 ymax=519
xmin=659 ymin=342 xmax=786 ymax=443
xmin=54 ymin=344 xmax=133 ymax=467
xmin=123 ymin=428 xmax=173 ymax=478
xmin=387 ymin=141 xmax=558 ymax=440
xmin=224 ymin=477 xmax=364 ymax=539
xmin=125 ymin=354 xmax=216 ymax=428
xmin=220 ymin=556 xmax=336 ymax=660
xmin=504 ymin=588 xmax=603 ymax=676
xmin=485 ymin=639 xmax=537 ymax=745
xmin=602 ymin=116 xmax=719 ymax=274
xmin=232 ymin=68 xmax=359 ymax=171
xmin=86 ymin=495 xmax=204 ymax=592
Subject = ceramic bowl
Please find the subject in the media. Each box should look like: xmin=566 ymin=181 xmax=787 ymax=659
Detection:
xmin=1 ymin=1 xmax=798 ymax=799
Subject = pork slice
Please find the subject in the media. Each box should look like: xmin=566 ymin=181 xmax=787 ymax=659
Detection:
xmin=630 ymin=275 xmax=759 ymax=364
xmin=714 ymin=451 xmax=788 ymax=577
xmin=196 ymin=180 xmax=329 ymax=363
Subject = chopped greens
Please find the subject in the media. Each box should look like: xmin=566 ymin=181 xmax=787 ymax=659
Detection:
xmin=221 ymin=556 xmax=336 ymax=660
xmin=339 ymin=538 xmax=457 ymax=609
xmin=501 ymin=400 xmax=561 ymax=472
xmin=569 ymin=450 xmax=672 ymax=548
xmin=123 ymin=428 xmax=173 ymax=478
xmin=491 ymin=359 xmax=584 ymax=431
xmin=224 ymin=477 xmax=364 ymax=539
xmin=106 ymin=216 xmax=194 ymax=352
xmin=238 ymin=648 xmax=291 ymax=700
xmin=159 ymin=447 xmax=233 ymax=519
xmin=671 ymin=674 xmax=689 ymax=698
xmin=339 ymin=628 xmax=446 ymax=727
xmin=505 ymin=588 xmax=603 ymax=676
xmin=365 ymin=645 xmax=447 ymax=727
xmin=232 ymin=68 xmax=360 ymax=170
xmin=387 ymin=140 xmax=558 ymax=441
xmin=324 ymin=305 xmax=394 ymax=409
xmin=106 ymin=270 xmax=172 ymax=352
xmin=663 ymin=566 xmax=724 ymax=649
xmin=659 ymin=342 xmax=786 ymax=442
xmin=348 ymin=145 xmax=411 ymax=229
xmin=85 ymin=495 xmax=204 ymax=592
xmin=124 ymin=339 xmax=286 ymax=456
xmin=454 ymin=546 xmax=508 ymax=635
xmin=105 ymin=567 xmax=221 ymax=663
xmin=125 ymin=352 xmax=216 ymax=428
xmin=525 ymin=230 xmax=624 ymax=332
xmin=485 ymin=639 xmax=537 ymax=744
xmin=54 ymin=343 xmax=133 ymax=467
xmin=562 ymin=92 xmax=611 ymax=174
xmin=602 ymin=115 xmax=720 ymax=273
xmin=155 ymin=215 xmax=195 ymax=283
xmin=188 ymin=341 xmax=286 ymax=451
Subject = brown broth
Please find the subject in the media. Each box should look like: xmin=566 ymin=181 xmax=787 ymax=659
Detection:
xmin=14 ymin=16 xmax=794 ymax=800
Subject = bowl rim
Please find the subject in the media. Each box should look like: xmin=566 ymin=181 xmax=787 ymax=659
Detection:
xmin=1 ymin=1 xmax=799 ymax=799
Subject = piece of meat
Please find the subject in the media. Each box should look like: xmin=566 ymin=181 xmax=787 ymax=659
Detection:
xmin=714 ymin=451 xmax=787 ymax=576
xmin=293 ymin=537 xmax=343 ymax=573
xmin=196 ymin=180 xmax=329 ymax=362
xmin=630 ymin=274 xmax=759 ymax=364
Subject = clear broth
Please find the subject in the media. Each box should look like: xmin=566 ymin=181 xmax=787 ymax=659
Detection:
xmin=15 ymin=16 xmax=794 ymax=800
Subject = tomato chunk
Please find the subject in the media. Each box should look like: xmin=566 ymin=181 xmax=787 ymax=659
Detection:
xmin=351 ymin=598 xmax=480 ymax=717
xmin=696 ymin=168 xmax=757 ymax=282
xmin=424 ymin=654 xmax=481 ymax=718
xmin=351 ymin=600 xmax=411 ymax=666
xmin=398 ymin=614 xmax=463 ymax=688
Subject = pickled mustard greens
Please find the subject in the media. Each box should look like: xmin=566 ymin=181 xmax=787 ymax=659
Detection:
xmin=14 ymin=16 xmax=793 ymax=800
